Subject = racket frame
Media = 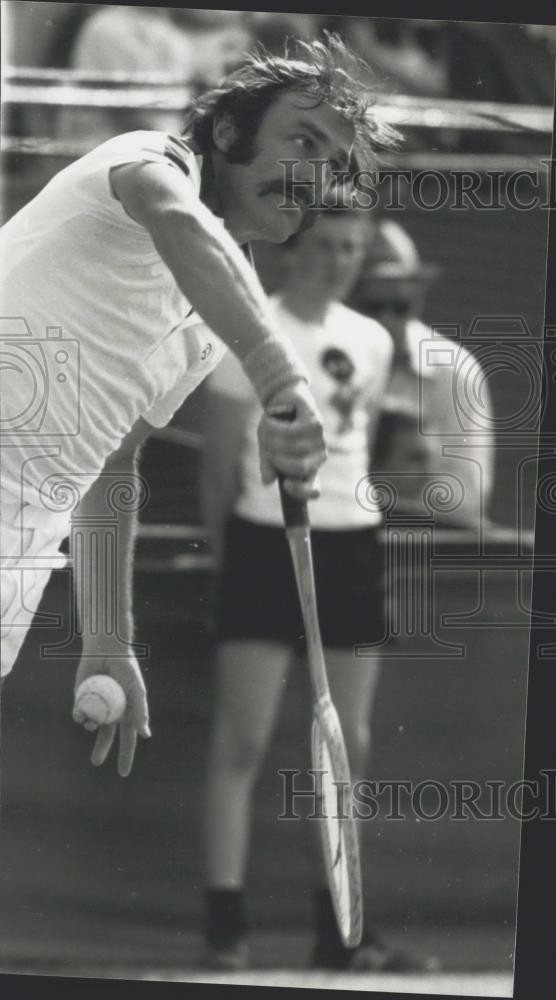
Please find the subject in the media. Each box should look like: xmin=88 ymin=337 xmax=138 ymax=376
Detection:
xmin=281 ymin=506 xmax=364 ymax=948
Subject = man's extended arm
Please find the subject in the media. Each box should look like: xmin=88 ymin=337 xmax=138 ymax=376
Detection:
xmin=72 ymin=418 xmax=153 ymax=776
xmin=109 ymin=161 xmax=327 ymax=498
xmin=110 ymin=161 xmax=288 ymax=361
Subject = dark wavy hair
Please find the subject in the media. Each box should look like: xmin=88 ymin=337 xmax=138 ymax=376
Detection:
xmin=182 ymin=33 xmax=402 ymax=174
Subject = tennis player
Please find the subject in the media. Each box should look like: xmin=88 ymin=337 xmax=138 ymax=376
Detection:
xmin=200 ymin=206 xmax=437 ymax=971
xmin=0 ymin=37 xmax=397 ymax=776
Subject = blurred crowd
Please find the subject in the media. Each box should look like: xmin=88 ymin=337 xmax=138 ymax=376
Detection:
xmin=44 ymin=7 xmax=555 ymax=104
xmin=27 ymin=6 xmax=551 ymax=156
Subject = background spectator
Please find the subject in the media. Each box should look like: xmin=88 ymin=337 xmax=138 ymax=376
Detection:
xmin=349 ymin=220 xmax=495 ymax=525
xmin=57 ymin=7 xmax=251 ymax=141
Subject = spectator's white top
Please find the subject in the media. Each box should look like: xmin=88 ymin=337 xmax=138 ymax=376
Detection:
xmin=0 ymin=131 xmax=226 ymax=508
xmin=385 ymin=317 xmax=495 ymax=515
xmin=208 ymin=296 xmax=393 ymax=529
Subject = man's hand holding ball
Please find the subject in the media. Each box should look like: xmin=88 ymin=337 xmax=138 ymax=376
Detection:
xmin=73 ymin=653 xmax=151 ymax=777
xmin=74 ymin=675 xmax=127 ymax=729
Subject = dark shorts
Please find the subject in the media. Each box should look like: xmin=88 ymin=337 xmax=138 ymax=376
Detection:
xmin=216 ymin=515 xmax=386 ymax=650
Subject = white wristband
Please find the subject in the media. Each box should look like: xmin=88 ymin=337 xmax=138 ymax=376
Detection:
xmin=241 ymin=337 xmax=310 ymax=407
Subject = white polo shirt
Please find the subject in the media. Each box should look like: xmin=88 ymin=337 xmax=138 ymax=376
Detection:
xmin=0 ymin=130 xmax=226 ymax=508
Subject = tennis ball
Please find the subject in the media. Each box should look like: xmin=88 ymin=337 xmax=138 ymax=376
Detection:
xmin=74 ymin=675 xmax=126 ymax=726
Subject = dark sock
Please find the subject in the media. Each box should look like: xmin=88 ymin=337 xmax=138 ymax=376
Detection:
xmin=205 ymin=888 xmax=247 ymax=949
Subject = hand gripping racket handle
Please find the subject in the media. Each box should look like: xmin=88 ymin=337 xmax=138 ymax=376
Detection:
xmin=279 ymin=482 xmax=310 ymax=529
xmin=273 ymin=407 xmax=310 ymax=529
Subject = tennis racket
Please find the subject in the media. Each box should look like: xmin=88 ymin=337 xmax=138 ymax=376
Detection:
xmin=277 ymin=443 xmax=363 ymax=948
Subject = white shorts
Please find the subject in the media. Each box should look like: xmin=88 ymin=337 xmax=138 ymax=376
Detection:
xmin=1 ymin=495 xmax=70 ymax=678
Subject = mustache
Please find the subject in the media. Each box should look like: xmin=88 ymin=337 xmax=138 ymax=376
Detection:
xmin=256 ymin=179 xmax=317 ymax=233
xmin=256 ymin=179 xmax=314 ymax=211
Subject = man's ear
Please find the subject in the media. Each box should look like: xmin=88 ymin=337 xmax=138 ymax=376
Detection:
xmin=212 ymin=114 xmax=237 ymax=154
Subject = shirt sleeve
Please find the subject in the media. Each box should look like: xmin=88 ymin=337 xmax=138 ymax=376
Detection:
xmin=143 ymin=320 xmax=229 ymax=427
xmin=72 ymin=131 xmax=201 ymax=240
xmin=142 ymin=373 xmax=202 ymax=427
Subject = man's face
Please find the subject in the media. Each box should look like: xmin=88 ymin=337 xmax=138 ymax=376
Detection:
xmin=292 ymin=215 xmax=368 ymax=302
xmin=355 ymin=275 xmax=426 ymax=345
xmin=215 ymin=90 xmax=356 ymax=243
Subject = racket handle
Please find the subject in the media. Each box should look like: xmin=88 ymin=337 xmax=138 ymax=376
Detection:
xmin=272 ymin=407 xmax=310 ymax=530
xmin=279 ymin=479 xmax=310 ymax=529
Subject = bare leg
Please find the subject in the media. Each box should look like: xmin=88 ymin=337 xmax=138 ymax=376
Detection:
xmin=203 ymin=639 xmax=292 ymax=888
xmin=325 ymin=647 xmax=382 ymax=784
xmin=306 ymin=646 xmax=382 ymax=879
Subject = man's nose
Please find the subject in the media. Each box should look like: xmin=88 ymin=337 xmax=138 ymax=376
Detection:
xmin=294 ymin=161 xmax=318 ymax=186
xmin=294 ymin=160 xmax=338 ymax=204
xmin=323 ymin=164 xmax=351 ymax=201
